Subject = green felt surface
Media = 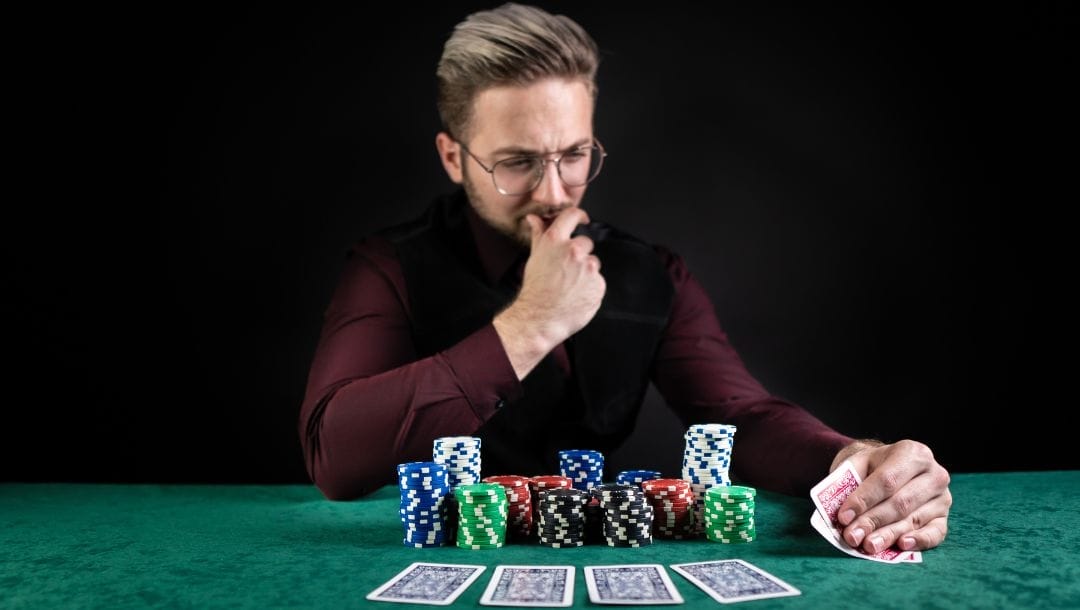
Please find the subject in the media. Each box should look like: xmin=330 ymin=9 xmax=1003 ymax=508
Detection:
xmin=2 ymin=472 xmax=1079 ymax=609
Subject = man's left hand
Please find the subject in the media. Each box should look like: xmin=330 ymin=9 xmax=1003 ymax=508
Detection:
xmin=832 ymin=440 xmax=952 ymax=553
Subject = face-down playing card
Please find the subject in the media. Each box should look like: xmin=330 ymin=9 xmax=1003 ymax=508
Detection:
xmin=367 ymin=562 xmax=486 ymax=605
xmin=583 ymin=564 xmax=683 ymax=605
xmin=669 ymin=559 xmax=800 ymax=604
xmin=479 ymin=565 xmax=574 ymax=607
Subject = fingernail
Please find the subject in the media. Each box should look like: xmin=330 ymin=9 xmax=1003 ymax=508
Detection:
xmin=848 ymin=527 xmax=865 ymax=547
xmin=900 ymin=536 xmax=916 ymax=550
xmin=869 ymin=535 xmax=884 ymax=554
xmin=839 ymin=509 xmax=855 ymax=525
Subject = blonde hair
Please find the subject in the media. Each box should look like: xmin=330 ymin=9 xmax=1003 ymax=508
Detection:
xmin=436 ymin=3 xmax=600 ymax=141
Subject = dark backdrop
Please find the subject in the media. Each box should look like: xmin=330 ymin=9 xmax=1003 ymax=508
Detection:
xmin=5 ymin=3 xmax=1073 ymax=485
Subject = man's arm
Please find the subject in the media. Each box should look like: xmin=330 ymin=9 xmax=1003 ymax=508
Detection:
xmin=650 ymin=247 xmax=853 ymax=496
xmin=651 ymin=248 xmax=951 ymax=550
xmin=298 ymin=238 xmax=521 ymax=500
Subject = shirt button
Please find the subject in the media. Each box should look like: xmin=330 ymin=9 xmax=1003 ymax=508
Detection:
xmin=495 ymin=398 xmax=506 ymax=410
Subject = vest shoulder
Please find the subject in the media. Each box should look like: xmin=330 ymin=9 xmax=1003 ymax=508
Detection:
xmin=376 ymin=191 xmax=465 ymax=245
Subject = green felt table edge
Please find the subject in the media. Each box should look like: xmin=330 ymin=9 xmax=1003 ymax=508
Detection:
xmin=2 ymin=471 xmax=1079 ymax=609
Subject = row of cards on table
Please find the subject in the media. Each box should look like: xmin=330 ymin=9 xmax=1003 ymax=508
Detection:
xmin=368 ymin=560 xmax=800 ymax=606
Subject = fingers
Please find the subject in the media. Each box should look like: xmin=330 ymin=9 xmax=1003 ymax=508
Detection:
xmin=836 ymin=440 xmax=952 ymax=553
xmin=837 ymin=440 xmax=937 ymax=526
xmin=547 ymin=207 xmax=590 ymax=240
xmin=528 ymin=209 xmax=596 ymax=260
xmin=897 ymin=516 xmax=949 ymax=551
xmin=849 ymin=488 xmax=952 ymax=553
xmin=525 ymin=214 xmax=545 ymax=248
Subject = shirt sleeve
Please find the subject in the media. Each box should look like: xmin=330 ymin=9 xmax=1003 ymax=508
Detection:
xmin=650 ymin=246 xmax=854 ymax=496
xmin=298 ymin=237 xmax=522 ymax=500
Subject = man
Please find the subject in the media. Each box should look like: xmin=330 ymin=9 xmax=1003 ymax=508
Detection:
xmin=298 ymin=3 xmax=951 ymax=555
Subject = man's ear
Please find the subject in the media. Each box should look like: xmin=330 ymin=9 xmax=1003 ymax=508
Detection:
xmin=435 ymin=132 xmax=464 ymax=184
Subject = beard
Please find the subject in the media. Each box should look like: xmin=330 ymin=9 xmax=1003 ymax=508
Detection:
xmin=461 ymin=165 xmax=577 ymax=249
xmin=461 ymin=166 xmax=532 ymax=247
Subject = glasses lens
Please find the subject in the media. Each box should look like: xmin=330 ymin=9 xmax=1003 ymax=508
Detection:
xmin=558 ymin=145 xmax=604 ymax=187
xmin=491 ymin=144 xmax=606 ymax=195
xmin=492 ymin=157 xmax=541 ymax=195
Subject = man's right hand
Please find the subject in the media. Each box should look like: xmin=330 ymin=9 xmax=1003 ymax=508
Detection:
xmin=493 ymin=208 xmax=606 ymax=380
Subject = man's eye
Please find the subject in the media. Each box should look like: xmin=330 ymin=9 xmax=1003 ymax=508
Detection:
xmin=501 ymin=158 xmax=537 ymax=171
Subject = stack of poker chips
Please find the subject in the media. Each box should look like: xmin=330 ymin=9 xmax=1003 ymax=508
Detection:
xmin=537 ymin=488 xmax=588 ymax=548
xmin=615 ymin=469 xmax=663 ymax=487
xmin=432 ymin=436 xmax=482 ymax=487
xmin=558 ymin=449 xmax=604 ymax=491
xmin=397 ymin=461 xmax=450 ymax=548
xmin=681 ymin=424 xmax=736 ymax=535
xmin=642 ymin=478 xmax=695 ymax=539
xmin=481 ymin=475 xmax=533 ymax=541
xmin=454 ymin=483 xmax=508 ymax=549
xmin=432 ymin=436 xmax=482 ymax=541
xmin=596 ymin=483 xmax=654 ymax=547
xmin=703 ymin=485 xmax=756 ymax=543
xmin=527 ymin=475 xmax=573 ymax=535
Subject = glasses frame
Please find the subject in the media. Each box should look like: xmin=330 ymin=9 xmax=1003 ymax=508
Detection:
xmin=459 ymin=139 xmax=607 ymax=196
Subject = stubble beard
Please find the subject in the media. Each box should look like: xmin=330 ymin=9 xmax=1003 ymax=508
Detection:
xmin=462 ymin=168 xmax=533 ymax=248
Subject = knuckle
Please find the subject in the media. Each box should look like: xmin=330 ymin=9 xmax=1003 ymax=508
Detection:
xmin=935 ymin=465 xmax=952 ymax=489
xmin=878 ymin=469 xmax=902 ymax=496
xmin=891 ymin=491 xmax=914 ymax=517
xmin=942 ymin=488 xmax=954 ymax=509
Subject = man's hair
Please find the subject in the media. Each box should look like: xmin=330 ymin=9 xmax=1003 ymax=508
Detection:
xmin=436 ymin=3 xmax=600 ymax=142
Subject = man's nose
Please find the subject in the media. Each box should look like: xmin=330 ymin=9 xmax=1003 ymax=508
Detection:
xmin=531 ymin=158 xmax=571 ymax=206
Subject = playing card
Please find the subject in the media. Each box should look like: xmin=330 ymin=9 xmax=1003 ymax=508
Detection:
xmin=810 ymin=459 xmax=861 ymax=525
xmin=583 ymin=564 xmax=683 ymax=605
xmin=809 ymin=461 xmax=923 ymax=564
xmin=669 ymin=559 xmax=800 ymax=604
xmin=810 ymin=511 xmax=922 ymax=564
xmin=367 ymin=562 xmax=486 ymax=605
xmin=479 ymin=565 xmax=574 ymax=607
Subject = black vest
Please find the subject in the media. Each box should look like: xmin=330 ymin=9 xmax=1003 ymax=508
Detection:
xmin=382 ymin=191 xmax=675 ymax=476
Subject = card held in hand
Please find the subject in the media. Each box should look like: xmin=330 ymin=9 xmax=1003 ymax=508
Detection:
xmin=810 ymin=459 xmax=861 ymax=526
xmin=479 ymin=565 xmax=575 ymax=607
xmin=583 ymin=564 xmax=683 ymax=605
xmin=367 ymin=562 xmax=486 ymax=606
xmin=669 ymin=559 xmax=800 ymax=604
xmin=808 ymin=460 xmax=923 ymax=564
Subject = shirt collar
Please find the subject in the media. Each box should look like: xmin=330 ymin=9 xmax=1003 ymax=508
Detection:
xmin=463 ymin=200 xmax=527 ymax=286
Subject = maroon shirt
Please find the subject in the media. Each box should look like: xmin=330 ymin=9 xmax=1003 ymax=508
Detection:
xmin=299 ymin=203 xmax=852 ymax=500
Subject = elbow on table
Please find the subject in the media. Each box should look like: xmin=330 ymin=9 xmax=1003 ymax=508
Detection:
xmin=308 ymin=454 xmax=390 ymax=501
xmin=312 ymin=469 xmax=382 ymax=501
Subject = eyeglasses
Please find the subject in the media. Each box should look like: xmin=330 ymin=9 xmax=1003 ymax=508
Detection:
xmin=460 ymin=140 xmax=607 ymax=196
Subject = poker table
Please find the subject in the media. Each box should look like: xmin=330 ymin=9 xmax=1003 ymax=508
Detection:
xmin=2 ymin=471 xmax=1078 ymax=609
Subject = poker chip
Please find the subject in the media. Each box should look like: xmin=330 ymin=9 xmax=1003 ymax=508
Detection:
xmin=557 ymin=449 xmax=604 ymax=491
xmin=528 ymin=475 xmax=573 ymax=536
xmin=453 ymin=483 xmax=507 ymax=549
xmin=642 ymin=478 xmax=695 ymax=539
xmin=433 ymin=436 xmax=482 ymax=488
xmin=615 ymin=469 xmax=663 ymax=487
xmin=396 ymin=461 xmax=450 ymax=548
xmin=682 ymin=424 xmax=736 ymax=535
xmin=703 ymin=485 xmax=756 ymax=543
xmin=596 ymin=483 xmax=654 ymax=547
xmin=481 ymin=475 xmax=533 ymax=541
xmin=536 ymin=488 xmax=587 ymax=548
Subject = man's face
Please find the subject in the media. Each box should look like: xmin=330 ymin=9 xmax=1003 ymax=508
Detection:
xmin=457 ymin=78 xmax=595 ymax=246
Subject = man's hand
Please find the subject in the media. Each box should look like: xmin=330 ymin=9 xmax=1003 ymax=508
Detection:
xmin=832 ymin=439 xmax=952 ymax=554
xmin=493 ymin=208 xmax=606 ymax=379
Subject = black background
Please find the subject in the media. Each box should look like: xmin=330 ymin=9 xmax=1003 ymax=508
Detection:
xmin=5 ymin=3 xmax=1074 ymax=485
